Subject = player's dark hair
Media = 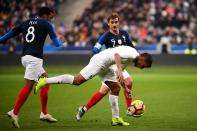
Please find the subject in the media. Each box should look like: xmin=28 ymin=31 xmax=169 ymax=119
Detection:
xmin=107 ymin=12 xmax=120 ymax=22
xmin=141 ymin=53 xmax=152 ymax=67
xmin=38 ymin=7 xmax=55 ymax=17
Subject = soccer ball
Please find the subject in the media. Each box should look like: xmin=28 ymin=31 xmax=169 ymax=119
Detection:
xmin=128 ymin=100 xmax=145 ymax=117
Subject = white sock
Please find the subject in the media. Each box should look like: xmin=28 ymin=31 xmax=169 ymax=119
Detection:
xmin=109 ymin=94 xmax=119 ymax=118
xmin=46 ymin=74 xmax=74 ymax=84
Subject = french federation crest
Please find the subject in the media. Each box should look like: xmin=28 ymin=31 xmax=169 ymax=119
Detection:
xmin=118 ymin=39 xmax=122 ymax=45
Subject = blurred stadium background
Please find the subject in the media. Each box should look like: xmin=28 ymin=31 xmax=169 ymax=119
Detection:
xmin=0 ymin=0 xmax=197 ymax=131
xmin=0 ymin=0 xmax=197 ymax=56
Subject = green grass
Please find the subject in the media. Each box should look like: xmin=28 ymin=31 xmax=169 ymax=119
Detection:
xmin=0 ymin=65 xmax=197 ymax=131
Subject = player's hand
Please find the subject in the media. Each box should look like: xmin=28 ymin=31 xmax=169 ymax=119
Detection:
xmin=117 ymin=70 xmax=124 ymax=86
xmin=125 ymin=87 xmax=131 ymax=94
xmin=59 ymin=34 xmax=66 ymax=42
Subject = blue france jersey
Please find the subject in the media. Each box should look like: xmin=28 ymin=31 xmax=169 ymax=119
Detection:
xmin=93 ymin=30 xmax=135 ymax=53
xmin=12 ymin=18 xmax=57 ymax=58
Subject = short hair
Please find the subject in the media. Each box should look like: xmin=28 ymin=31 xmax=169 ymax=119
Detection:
xmin=107 ymin=12 xmax=120 ymax=22
xmin=141 ymin=53 xmax=152 ymax=67
xmin=38 ymin=7 xmax=55 ymax=17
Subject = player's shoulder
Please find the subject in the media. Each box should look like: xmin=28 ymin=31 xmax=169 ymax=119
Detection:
xmin=119 ymin=30 xmax=129 ymax=35
xmin=38 ymin=18 xmax=52 ymax=26
xmin=98 ymin=31 xmax=110 ymax=41
xmin=101 ymin=31 xmax=110 ymax=37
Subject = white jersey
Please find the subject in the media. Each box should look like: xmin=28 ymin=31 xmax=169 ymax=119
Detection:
xmin=80 ymin=46 xmax=139 ymax=81
xmin=90 ymin=46 xmax=139 ymax=69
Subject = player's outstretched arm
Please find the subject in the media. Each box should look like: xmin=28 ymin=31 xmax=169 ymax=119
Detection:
xmin=0 ymin=24 xmax=22 ymax=44
xmin=0 ymin=30 xmax=15 ymax=43
xmin=52 ymin=37 xmax=63 ymax=47
xmin=47 ymin=22 xmax=63 ymax=47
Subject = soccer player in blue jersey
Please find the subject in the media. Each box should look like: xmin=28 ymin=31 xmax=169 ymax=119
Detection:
xmin=0 ymin=7 xmax=63 ymax=128
xmin=76 ymin=12 xmax=136 ymax=120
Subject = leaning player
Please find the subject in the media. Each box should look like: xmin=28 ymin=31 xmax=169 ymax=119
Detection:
xmin=76 ymin=12 xmax=136 ymax=120
xmin=0 ymin=7 xmax=63 ymax=128
xmin=34 ymin=46 xmax=152 ymax=126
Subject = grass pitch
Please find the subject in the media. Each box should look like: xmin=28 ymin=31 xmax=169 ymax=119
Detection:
xmin=0 ymin=65 xmax=197 ymax=131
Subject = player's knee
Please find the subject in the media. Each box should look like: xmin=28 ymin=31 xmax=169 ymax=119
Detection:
xmin=111 ymin=87 xmax=120 ymax=95
xmin=73 ymin=76 xmax=83 ymax=85
xmin=73 ymin=80 xmax=82 ymax=85
xmin=99 ymin=86 xmax=109 ymax=95
xmin=125 ymin=81 xmax=132 ymax=89
xmin=99 ymin=91 xmax=108 ymax=96
xmin=73 ymin=74 xmax=86 ymax=86
xmin=41 ymin=72 xmax=48 ymax=78
xmin=25 ymin=79 xmax=35 ymax=89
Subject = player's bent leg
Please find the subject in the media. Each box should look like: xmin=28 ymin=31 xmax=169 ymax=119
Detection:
xmin=106 ymin=81 xmax=130 ymax=126
xmin=34 ymin=77 xmax=47 ymax=94
xmin=105 ymin=81 xmax=130 ymax=125
xmin=37 ymin=72 xmax=58 ymax=122
xmin=124 ymin=77 xmax=133 ymax=108
xmin=40 ymin=85 xmax=49 ymax=115
xmin=73 ymin=74 xmax=87 ymax=85
xmin=40 ymin=72 xmax=49 ymax=114
xmin=105 ymin=81 xmax=120 ymax=96
xmin=39 ymin=86 xmax=57 ymax=122
xmin=8 ymin=80 xmax=34 ymax=128
xmin=84 ymin=85 xmax=109 ymax=110
xmin=34 ymin=74 xmax=76 ymax=94
xmin=76 ymin=85 xmax=110 ymax=121
xmin=46 ymin=74 xmax=74 ymax=85
xmin=123 ymin=77 xmax=134 ymax=116
xmin=99 ymin=85 xmax=110 ymax=95
xmin=13 ymin=85 xmax=33 ymax=115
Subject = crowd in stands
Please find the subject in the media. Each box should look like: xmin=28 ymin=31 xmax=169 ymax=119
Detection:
xmin=0 ymin=0 xmax=197 ymax=52
xmin=63 ymin=0 xmax=197 ymax=48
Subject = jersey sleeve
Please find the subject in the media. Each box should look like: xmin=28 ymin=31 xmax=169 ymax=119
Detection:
xmin=46 ymin=21 xmax=62 ymax=47
xmin=0 ymin=30 xmax=15 ymax=43
xmin=0 ymin=24 xmax=22 ymax=43
xmin=46 ymin=22 xmax=57 ymax=39
xmin=124 ymin=31 xmax=135 ymax=48
xmin=92 ymin=33 xmax=108 ymax=54
xmin=12 ymin=24 xmax=23 ymax=36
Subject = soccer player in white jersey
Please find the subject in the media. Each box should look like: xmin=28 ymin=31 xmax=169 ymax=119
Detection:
xmin=34 ymin=46 xmax=152 ymax=126
xmin=76 ymin=12 xmax=136 ymax=121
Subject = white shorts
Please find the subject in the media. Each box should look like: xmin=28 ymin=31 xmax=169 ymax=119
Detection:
xmin=80 ymin=61 xmax=102 ymax=80
xmin=21 ymin=55 xmax=45 ymax=81
xmin=80 ymin=62 xmax=130 ymax=84
xmin=101 ymin=69 xmax=131 ymax=87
